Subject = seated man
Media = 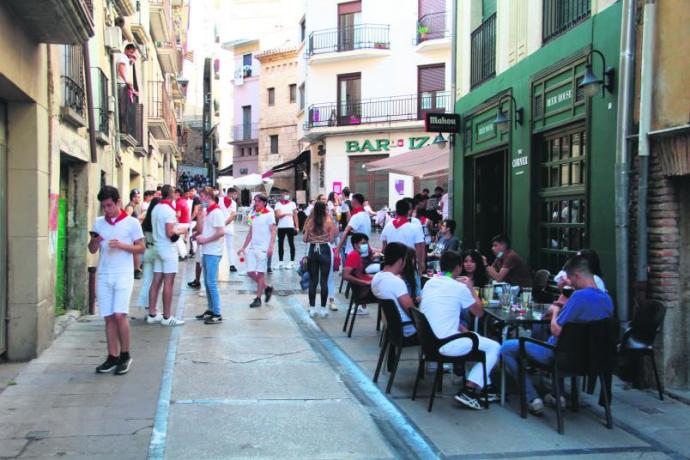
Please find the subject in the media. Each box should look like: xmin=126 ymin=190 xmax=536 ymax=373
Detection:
xmin=343 ymin=233 xmax=377 ymax=315
xmin=500 ymin=255 xmax=614 ymax=415
xmin=428 ymin=219 xmax=461 ymax=261
xmin=486 ymin=234 xmax=532 ymax=287
xmin=371 ymin=242 xmax=416 ymax=338
xmin=420 ymin=251 xmax=501 ymax=410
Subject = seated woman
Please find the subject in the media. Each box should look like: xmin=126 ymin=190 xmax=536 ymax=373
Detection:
xmin=460 ymin=250 xmax=489 ymax=288
xmin=401 ymin=247 xmax=422 ymax=305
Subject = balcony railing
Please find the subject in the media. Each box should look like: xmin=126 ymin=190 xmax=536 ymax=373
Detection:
xmin=417 ymin=12 xmax=449 ymax=44
xmin=308 ymin=24 xmax=390 ymax=57
xmin=147 ymin=81 xmax=178 ymax=144
xmin=90 ymin=67 xmax=109 ymax=135
xmin=470 ymin=13 xmax=496 ymax=89
xmin=542 ymin=0 xmax=591 ymax=44
xmin=231 ymin=123 xmax=259 ymax=142
xmin=61 ymin=45 xmax=85 ymax=118
xmin=118 ymin=87 xmax=143 ymax=146
xmin=306 ymin=91 xmax=451 ymax=129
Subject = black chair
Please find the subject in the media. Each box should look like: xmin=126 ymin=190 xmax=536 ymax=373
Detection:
xmin=409 ymin=307 xmax=488 ymax=412
xmin=618 ymin=299 xmax=666 ymax=400
xmin=518 ymin=318 xmax=617 ymax=434
xmin=342 ymin=283 xmax=381 ymax=338
xmin=373 ymin=300 xmax=419 ymax=393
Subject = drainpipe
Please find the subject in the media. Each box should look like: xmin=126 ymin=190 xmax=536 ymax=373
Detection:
xmin=83 ymin=43 xmax=98 ymax=163
xmin=614 ymin=0 xmax=637 ymax=326
xmin=448 ymin=0 xmax=458 ymax=219
xmin=636 ymin=0 xmax=656 ymax=298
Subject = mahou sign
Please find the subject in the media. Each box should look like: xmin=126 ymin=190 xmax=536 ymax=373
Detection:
xmin=424 ymin=113 xmax=460 ymax=133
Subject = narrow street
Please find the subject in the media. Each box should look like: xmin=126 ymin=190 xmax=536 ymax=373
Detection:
xmin=0 ymin=224 xmax=688 ymax=459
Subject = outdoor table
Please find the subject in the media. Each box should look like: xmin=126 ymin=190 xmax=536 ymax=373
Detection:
xmin=483 ymin=303 xmax=551 ymax=405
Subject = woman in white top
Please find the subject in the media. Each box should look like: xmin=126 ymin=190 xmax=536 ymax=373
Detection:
xmin=274 ymin=192 xmax=298 ymax=269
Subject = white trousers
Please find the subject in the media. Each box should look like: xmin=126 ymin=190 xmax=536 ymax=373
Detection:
xmin=224 ymin=231 xmax=235 ymax=267
xmin=439 ymin=333 xmax=501 ymax=388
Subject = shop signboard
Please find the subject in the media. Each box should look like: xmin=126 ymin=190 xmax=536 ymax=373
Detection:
xmin=345 ymin=136 xmax=433 ymax=153
xmin=424 ymin=113 xmax=460 ymax=133
xmin=532 ymin=58 xmax=587 ymax=132
xmin=462 ymin=104 xmax=509 ymax=156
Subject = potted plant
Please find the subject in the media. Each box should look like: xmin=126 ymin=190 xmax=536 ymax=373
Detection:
xmin=374 ymin=41 xmax=387 ymax=49
xmin=418 ymin=25 xmax=429 ymax=41
xmin=349 ymin=114 xmax=361 ymax=125
xmin=242 ymin=65 xmax=252 ymax=78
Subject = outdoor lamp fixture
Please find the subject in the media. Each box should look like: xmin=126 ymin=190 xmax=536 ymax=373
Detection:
xmin=579 ymin=49 xmax=615 ymax=98
xmin=494 ymin=94 xmax=523 ymax=133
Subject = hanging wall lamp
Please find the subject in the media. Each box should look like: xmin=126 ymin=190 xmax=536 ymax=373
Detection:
xmin=493 ymin=94 xmax=523 ymax=133
xmin=579 ymin=49 xmax=615 ymax=98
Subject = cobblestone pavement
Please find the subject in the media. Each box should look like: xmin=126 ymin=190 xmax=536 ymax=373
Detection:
xmin=0 ymin=224 xmax=688 ymax=459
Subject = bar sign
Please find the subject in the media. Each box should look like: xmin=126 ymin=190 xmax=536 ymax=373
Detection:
xmin=425 ymin=113 xmax=460 ymax=133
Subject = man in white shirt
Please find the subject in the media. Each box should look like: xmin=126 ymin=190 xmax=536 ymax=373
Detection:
xmin=89 ymin=186 xmax=145 ymax=375
xmin=381 ymin=199 xmax=426 ymax=275
xmin=148 ymin=185 xmax=186 ymax=326
xmin=420 ymin=250 xmax=501 ymax=410
xmin=274 ymin=192 xmax=298 ymax=269
xmin=371 ymin=243 xmax=416 ymax=337
xmin=335 ymin=193 xmax=371 ymax=257
xmin=238 ymin=194 xmax=277 ymax=308
xmin=193 ymin=187 xmax=227 ymax=324
xmin=440 ymin=192 xmax=449 ymax=220
xmin=219 ymin=187 xmax=238 ymax=273
xmin=116 ymin=44 xmax=137 ymax=91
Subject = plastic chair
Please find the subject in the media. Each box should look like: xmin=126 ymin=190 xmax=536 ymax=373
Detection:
xmin=409 ymin=307 xmax=488 ymax=412
xmin=618 ymin=300 xmax=666 ymax=400
xmin=518 ymin=318 xmax=617 ymax=434
xmin=373 ymin=300 xmax=419 ymax=393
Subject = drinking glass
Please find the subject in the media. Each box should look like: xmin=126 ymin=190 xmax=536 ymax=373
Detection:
xmin=500 ymin=289 xmax=512 ymax=312
xmin=481 ymin=285 xmax=494 ymax=303
xmin=521 ymin=288 xmax=532 ymax=308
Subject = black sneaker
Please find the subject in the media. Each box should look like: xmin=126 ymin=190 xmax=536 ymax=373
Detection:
xmin=204 ymin=314 xmax=223 ymax=325
xmin=134 ymin=269 xmax=143 ymax=280
xmin=229 ymin=265 xmax=238 ymax=272
xmin=249 ymin=297 xmax=262 ymax=308
xmin=264 ymin=286 xmax=274 ymax=303
xmin=114 ymin=356 xmax=133 ymax=375
xmin=267 ymin=268 xmax=273 ymax=274
xmin=187 ymin=280 xmax=201 ymax=289
xmin=195 ymin=310 xmax=213 ymax=320
xmin=96 ymin=356 xmax=119 ymax=373
xmin=453 ymin=388 xmax=485 ymax=410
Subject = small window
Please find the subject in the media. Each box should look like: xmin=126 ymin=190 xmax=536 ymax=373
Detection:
xmin=298 ymin=83 xmax=305 ymax=110
xmin=243 ymin=53 xmax=252 ymax=67
xmin=268 ymin=87 xmax=275 ymax=106
xmin=289 ymin=84 xmax=297 ymax=103
xmin=240 ymin=148 xmax=245 ymax=157
xmin=270 ymin=135 xmax=279 ymax=154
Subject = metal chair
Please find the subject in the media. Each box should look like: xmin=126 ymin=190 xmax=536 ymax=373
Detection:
xmin=373 ymin=300 xmax=419 ymax=393
xmin=341 ymin=283 xmax=380 ymax=338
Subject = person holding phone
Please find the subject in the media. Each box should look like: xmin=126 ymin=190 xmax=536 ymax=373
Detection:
xmin=89 ymin=186 xmax=145 ymax=375
xmin=485 ymin=234 xmax=532 ymax=287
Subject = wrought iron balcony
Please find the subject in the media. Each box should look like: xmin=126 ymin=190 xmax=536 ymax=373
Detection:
xmin=60 ymin=45 xmax=86 ymax=126
xmin=231 ymin=123 xmax=260 ymax=143
xmin=147 ymin=81 xmax=178 ymax=148
xmin=416 ymin=12 xmax=449 ymax=44
xmin=542 ymin=0 xmax=591 ymax=44
xmin=119 ymin=88 xmax=143 ymax=148
xmin=307 ymin=24 xmax=390 ymax=57
xmin=90 ymin=68 xmax=110 ymax=137
xmin=306 ymin=91 xmax=451 ymax=129
xmin=4 ymin=0 xmax=94 ymax=44
xmin=470 ymin=13 xmax=496 ymax=89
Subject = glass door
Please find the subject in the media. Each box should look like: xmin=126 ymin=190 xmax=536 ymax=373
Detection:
xmin=337 ymin=73 xmax=361 ymax=126
xmin=0 ymin=100 xmax=7 ymax=354
xmin=242 ymin=105 xmax=251 ymax=140
xmin=338 ymin=1 xmax=361 ymax=51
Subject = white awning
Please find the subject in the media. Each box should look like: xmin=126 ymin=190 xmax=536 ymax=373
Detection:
xmin=365 ymin=144 xmax=449 ymax=178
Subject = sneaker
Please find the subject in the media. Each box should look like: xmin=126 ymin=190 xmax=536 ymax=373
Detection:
xmin=134 ymin=269 xmax=143 ymax=280
xmin=484 ymin=386 xmax=500 ymax=403
xmin=355 ymin=305 xmax=369 ymax=315
xmin=454 ymin=388 xmax=485 ymax=410
xmin=146 ymin=313 xmax=163 ymax=324
xmin=198 ymin=291 xmax=206 ymax=297
xmin=277 ymin=263 xmax=284 ymax=270
xmin=287 ymin=262 xmax=295 ymax=269
xmin=96 ymin=356 xmax=119 ymax=373
xmin=528 ymin=397 xmax=545 ymax=415
xmin=250 ymin=297 xmax=262 ymax=308
xmin=328 ymin=298 xmax=338 ymax=311
xmin=229 ymin=265 xmax=238 ymax=272
xmin=187 ymin=280 xmax=201 ymax=289
xmin=204 ymin=314 xmax=223 ymax=325
xmin=161 ymin=316 xmax=185 ymax=327
xmin=114 ymin=356 xmax=133 ymax=375
xmin=308 ymin=306 xmax=317 ymax=317
xmin=238 ymin=271 xmax=247 ymax=276
xmin=195 ymin=310 xmax=213 ymax=320
xmin=319 ymin=306 xmax=328 ymax=318
xmin=267 ymin=268 xmax=273 ymax=274
xmin=264 ymin=286 xmax=274 ymax=303
xmin=544 ymin=392 xmax=567 ymax=408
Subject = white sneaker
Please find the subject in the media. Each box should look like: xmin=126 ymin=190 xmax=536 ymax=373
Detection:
xmin=238 ymin=271 xmax=247 ymax=276
xmin=198 ymin=291 xmax=206 ymax=297
xmin=355 ymin=305 xmax=369 ymax=315
xmin=319 ymin=306 xmax=328 ymax=318
xmin=528 ymin=398 xmax=545 ymax=415
xmin=161 ymin=316 xmax=185 ymax=327
xmin=146 ymin=313 xmax=163 ymax=324
xmin=328 ymin=298 xmax=338 ymax=311
xmin=287 ymin=262 xmax=295 ymax=269
xmin=308 ymin=306 xmax=317 ymax=318
xmin=277 ymin=263 xmax=284 ymax=270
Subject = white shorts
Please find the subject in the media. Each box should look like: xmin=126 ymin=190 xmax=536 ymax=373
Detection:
xmin=246 ymin=248 xmax=267 ymax=273
xmin=153 ymin=245 xmax=179 ymax=274
xmin=96 ymin=272 xmax=134 ymax=317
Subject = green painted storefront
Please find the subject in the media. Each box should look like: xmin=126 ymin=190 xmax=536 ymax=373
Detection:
xmin=453 ymin=2 xmax=622 ymax=296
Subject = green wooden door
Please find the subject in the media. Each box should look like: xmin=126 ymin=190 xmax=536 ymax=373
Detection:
xmin=55 ymin=197 xmax=67 ymax=313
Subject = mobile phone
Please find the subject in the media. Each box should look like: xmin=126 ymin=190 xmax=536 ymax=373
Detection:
xmin=89 ymin=231 xmax=100 ymax=238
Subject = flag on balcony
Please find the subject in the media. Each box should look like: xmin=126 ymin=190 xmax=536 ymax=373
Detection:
xmin=184 ymin=50 xmax=194 ymax=62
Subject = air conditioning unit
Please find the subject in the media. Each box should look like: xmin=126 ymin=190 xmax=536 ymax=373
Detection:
xmin=107 ymin=96 xmax=116 ymax=113
xmin=105 ymin=26 xmax=123 ymax=51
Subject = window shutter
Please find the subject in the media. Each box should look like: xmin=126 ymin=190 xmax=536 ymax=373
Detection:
xmin=419 ymin=0 xmax=445 ymax=17
xmin=419 ymin=64 xmax=445 ymax=92
xmin=338 ymin=1 xmax=361 ymax=15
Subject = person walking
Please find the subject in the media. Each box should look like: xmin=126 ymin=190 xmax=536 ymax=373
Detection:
xmin=148 ymin=184 xmax=186 ymax=326
xmin=219 ymin=187 xmax=238 ymax=273
xmin=90 ymin=186 xmax=145 ymax=375
xmin=303 ymin=201 xmax=337 ymax=318
xmin=135 ymin=197 xmax=160 ymax=308
xmin=125 ymin=189 xmax=143 ymax=279
xmin=194 ymin=187 xmax=226 ymax=324
xmin=238 ymin=195 xmax=276 ymax=308
xmin=274 ymin=191 xmax=298 ymax=269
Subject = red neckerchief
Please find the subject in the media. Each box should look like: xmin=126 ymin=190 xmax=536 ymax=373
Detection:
xmin=279 ymin=199 xmax=290 ymax=205
xmin=223 ymin=196 xmax=232 ymax=208
xmin=207 ymin=203 xmax=220 ymax=214
xmin=105 ymin=210 xmax=128 ymax=225
xmin=159 ymin=199 xmax=176 ymax=211
xmin=392 ymin=216 xmax=409 ymax=229
xmin=254 ymin=206 xmax=270 ymax=215
xmin=351 ymin=207 xmax=364 ymax=216
xmin=419 ymin=216 xmax=428 ymax=225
